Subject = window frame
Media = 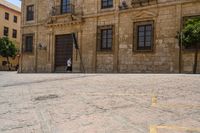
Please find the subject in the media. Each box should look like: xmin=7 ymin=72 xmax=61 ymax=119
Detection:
xmin=133 ymin=20 xmax=154 ymax=52
xmin=3 ymin=27 xmax=9 ymax=36
xmin=12 ymin=29 xmax=17 ymax=38
xmin=61 ymin=0 xmax=72 ymax=14
xmin=23 ymin=34 xmax=34 ymax=53
xmin=26 ymin=5 xmax=34 ymax=21
xmin=14 ymin=16 xmax=17 ymax=23
xmin=5 ymin=12 xmax=9 ymax=20
xmin=101 ymin=0 xmax=113 ymax=9
xmin=97 ymin=25 xmax=114 ymax=52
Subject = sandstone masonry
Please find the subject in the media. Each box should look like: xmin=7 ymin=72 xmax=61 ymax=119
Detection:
xmin=20 ymin=0 xmax=200 ymax=73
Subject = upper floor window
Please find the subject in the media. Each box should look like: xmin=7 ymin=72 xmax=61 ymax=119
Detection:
xmin=14 ymin=16 xmax=17 ymax=23
xmin=5 ymin=12 xmax=9 ymax=20
xmin=61 ymin=0 xmax=71 ymax=14
xmin=97 ymin=25 xmax=114 ymax=51
xmin=26 ymin=5 xmax=34 ymax=21
xmin=12 ymin=29 xmax=17 ymax=38
xmin=101 ymin=0 xmax=113 ymax=9
xmin=134 ymin=21 xmax=154 ymax=51
xmin=4 ymin=27 xmax=9 ymax=36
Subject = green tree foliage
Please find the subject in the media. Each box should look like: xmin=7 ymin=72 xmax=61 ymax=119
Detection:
xmin=182 ymin=17 xmax=200 ymax=74
xmin=0 ymin=37 xmax=18 ymax=70
xmin=182 ymin=17 xmax=200 ymax=48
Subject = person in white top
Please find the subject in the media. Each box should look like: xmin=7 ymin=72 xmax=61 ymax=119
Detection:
xmin=66 ymin=58 xmax=72 ymax=72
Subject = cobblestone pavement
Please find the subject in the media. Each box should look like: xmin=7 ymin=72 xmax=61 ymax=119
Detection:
xmin=0 ymin=72 xmax=200 ymax=133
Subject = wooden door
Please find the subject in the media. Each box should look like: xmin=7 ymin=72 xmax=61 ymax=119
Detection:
xmin=55 ymin=34 xmax=73 ymax=68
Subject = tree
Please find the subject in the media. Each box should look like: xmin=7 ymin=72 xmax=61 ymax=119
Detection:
xmin=182 ymin=17 xmax=200 ymax=74
xmin=0 ymin=37 xmax=18 ymax=70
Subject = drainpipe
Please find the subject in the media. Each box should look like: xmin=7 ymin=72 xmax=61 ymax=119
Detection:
xmin=179 ymin=31 xmax=182 ymax=73
xmin=19 ymin=1 xmax=24 ymax=73
xmin=35 ymin=0 xmax=39 ymax=72
xmin=179 ymin=4 xmax=183 ymax=73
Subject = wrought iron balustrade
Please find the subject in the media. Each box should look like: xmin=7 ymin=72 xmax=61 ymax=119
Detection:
xmin=51 ymin=4 xmax=75 ymax=16
xmin=131 ymin=0 xmax=157 ymax=7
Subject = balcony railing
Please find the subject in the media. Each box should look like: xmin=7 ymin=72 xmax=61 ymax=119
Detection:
xmin=51 ymin=4 xmax=75 ymax=16
xmin=131 ymin=0 xmax=157 ymax=7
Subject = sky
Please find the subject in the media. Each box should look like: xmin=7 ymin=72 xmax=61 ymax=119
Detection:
xmin=6 ymin=0 xmax=21 ymax=7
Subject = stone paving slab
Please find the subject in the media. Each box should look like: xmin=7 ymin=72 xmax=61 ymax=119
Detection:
xmin=0 ymin=72 xmax=200 ymax=133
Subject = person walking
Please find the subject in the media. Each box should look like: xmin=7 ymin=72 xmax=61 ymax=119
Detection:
xmin=66 ymin=58 xmax=72 ymax=72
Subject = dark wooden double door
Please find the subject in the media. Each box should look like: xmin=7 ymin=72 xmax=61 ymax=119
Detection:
xmin=55 ymin=34 xmax=73 ymax=69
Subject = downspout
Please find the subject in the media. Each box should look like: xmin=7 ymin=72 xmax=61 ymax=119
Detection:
xmin=35 ymin=0 xmax=39 ymax=72
xmin=94 ymin=0 xmax=98 ymax=73
xmin=19 ymin=0 xmax=24 ymax=73
xmin=116 ymin=0 xmax=120 ymax=73
xmin=179 ymin=4 xmax=183 ymax=73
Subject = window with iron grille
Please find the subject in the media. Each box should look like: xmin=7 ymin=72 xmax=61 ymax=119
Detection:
xmin=134 ymin=21 xmax=154 ymax=51
xmin=12 ymin=29 xmax=17 ymax=38
xmin=26 ymin=5 xmax=34 ymax=21
xmin=61 ymin=0 xmax=71 ymax=14
xmin=97 ymin=26 xmax=114 ymax=51
xmin=24 ymin=35 xmax=34 ymax=52
xmin=4 ymin=27 xmax=9 ymax=36
xmin=5 ymin=12 xmax=9 ymax=20
xmin=14 ymin=16 xmax=17 ymax=23
xmin=101 ymin=0 xmax=113 ymax=9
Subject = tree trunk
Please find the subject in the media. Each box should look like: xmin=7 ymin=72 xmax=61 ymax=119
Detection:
xmin=6 ymin=57 xmax=11 ymax=71
xmin=193 ymin=43 xmax=199 ymax=74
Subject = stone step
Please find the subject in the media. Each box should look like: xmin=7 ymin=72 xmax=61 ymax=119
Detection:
xmin=55 ymin=66 xmax=67 ymax=73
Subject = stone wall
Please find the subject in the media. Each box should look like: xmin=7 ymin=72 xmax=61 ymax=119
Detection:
xmin=20 ymin=0 xmax=200 ymax=73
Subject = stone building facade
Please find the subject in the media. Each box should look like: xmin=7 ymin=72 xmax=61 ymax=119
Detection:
xmin=20 ymin=0 xmax=200 ymax=73
xmin=0 ymin=0 xmax=21 ymax=70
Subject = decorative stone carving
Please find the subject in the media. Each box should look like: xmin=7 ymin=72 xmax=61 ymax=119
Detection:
xmin=132 ymin=10 xmax=157 ymax=20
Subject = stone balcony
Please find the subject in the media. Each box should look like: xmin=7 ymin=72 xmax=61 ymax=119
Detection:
xmin=47 ymin=4 xmax=83 ymax=27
